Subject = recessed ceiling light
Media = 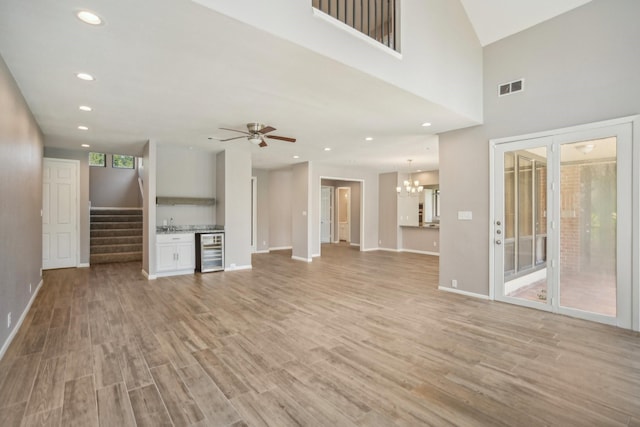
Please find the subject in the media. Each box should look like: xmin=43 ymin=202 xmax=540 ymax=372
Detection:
xmin=76 ymin=72 xmax=95 ymax=81
xmin=76 ymin=10 xmax=103 ymax=26
xmin=421 ymin=122 xmax=432 ymax=127
xmin=77 ymin=125 xmax=89 ymax=131
xmin=417 ymin=169 xmax=422 ymax=172
xmin=81 ymin=144 xmax=90 ymax=148
xmin=365 ymin=137 xmax=373 ymax=141
xmin=79 ymin=105 xmax=92 ymax=112
xmin=293 ymin=155 xmax=300 ymax=159
xmin=324 ymin=147 xmax=331 ymax=152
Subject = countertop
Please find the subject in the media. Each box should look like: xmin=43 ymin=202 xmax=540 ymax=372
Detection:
xmin=156 ymin=225 xmax=224 ymax=234
xmin=400 ymin=223 xmax=440 ymax=229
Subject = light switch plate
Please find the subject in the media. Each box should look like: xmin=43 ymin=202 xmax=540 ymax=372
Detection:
xmin=458 ymin=211 xmax=473 ymax=220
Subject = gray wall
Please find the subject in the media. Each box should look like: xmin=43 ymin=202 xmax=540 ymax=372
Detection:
xmin=402 ymin=227 xmax=440 ymax=254
xmin=0 ymin=55 xmax=44 ymax=355
xmin=291 ymin=162 xmax=312 ymax=261
xmin=156 ymin=146 xmax=216 ymax=226
xmin=268 ymin=168 xmax=293 ymax=249
xmin=90 ymin=154 xmax=141 ymax=208
xmin=439 ymin=0 xmax=640 ymax=295
xmin=217 ymin=148 xmax=252 ymax=269
xmin=378 ymin=172 xmax=399 ymax=250
xmin=43 ymin=147 xmax=90 ymax=266
xmin=252 ymin=168 xmax=270 ymax=252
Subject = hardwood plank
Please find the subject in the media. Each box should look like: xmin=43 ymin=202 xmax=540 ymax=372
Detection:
xmin=128 ymin=384 xmax=172 ymax=427
xmin=192 ymin=348 xmax=249 ymax=399
xmin=49 ymin=307 xmax=70 ymax=329
xmin=150 ymin=363 xmax=205 ymax=426
xmin=178 ymin=363 xmax=241 ymax=426
xmin=116 ymin=337 xmax=153 ymax=391
xmin=21 ymin=407 xmax=62 ymax=427
xmin=0 ymin=353 xmax=41 ymax=408
xmin=41 ymin=327 xmax=68 ymax=360
xmin=96 ymin=383 xmax=136 ymax=427
xmin=61 ymin=375 xmax=98 ymax=427
xmin=0 ymin=402 xmax=26 ymax=427
xmin=25 ymin=355 xmax=66 ymax=416
xmin=65 ymin=349 xmax=94 ymax=382
xmin=93 ymin=342 xmax=123 ymax=389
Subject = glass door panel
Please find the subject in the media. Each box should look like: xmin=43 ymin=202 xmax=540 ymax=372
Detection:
xmin=558 ymin=137 xmax=617 ymax=316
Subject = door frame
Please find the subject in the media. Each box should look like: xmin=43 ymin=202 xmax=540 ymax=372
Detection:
xmin=489 ymin=115 xmax=640 ymax=331
xmin=43 ymin=157 xmax=81 ymax=269
xmin=318 ymin=176 xmax=365 ymax=256
xmin=251 ymin=176 xmax=257 ymax=252
xmin=336 ymin=186 xmax=351 ymax=243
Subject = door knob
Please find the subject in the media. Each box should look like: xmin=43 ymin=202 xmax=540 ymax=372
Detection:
xmin=496 ymin=239 xmax=502 ymax=245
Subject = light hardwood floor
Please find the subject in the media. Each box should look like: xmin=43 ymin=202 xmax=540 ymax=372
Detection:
xmin=1 ymin=244 xmax=639 ymax=426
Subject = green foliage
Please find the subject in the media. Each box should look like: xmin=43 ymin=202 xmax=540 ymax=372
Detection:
xmin=89 ymin=152 xmax=105 ymax=167
xmin=112 ymin=154 xmax=134 ymax=169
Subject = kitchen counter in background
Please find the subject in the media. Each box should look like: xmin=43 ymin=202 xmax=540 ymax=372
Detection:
xmin=156 ymin=224 xmax=224 ymax=234
xmin=401 ymin=224 xmax=439 ymax=255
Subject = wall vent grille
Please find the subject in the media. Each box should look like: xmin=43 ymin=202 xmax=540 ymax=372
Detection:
xmin=498 ymin=79 xmax=525 ymax=97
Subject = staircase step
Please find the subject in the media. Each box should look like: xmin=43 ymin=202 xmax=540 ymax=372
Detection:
xmin=91 ymin=236 xmax=142 ymax=246
xmin=91 ymin=252 xmax=142 ymax=264
xmin=91 ymin=222 xmax=142 ymax=230
xmin=90 ymin=215 xmax=143 ymax=222
xmin=90 ymin=243 xmax=142 ymax=254
xmin=91 ymin=229 xmax=142 ymax=238
xmin=90 ymin=208 xmax=142 ymax=216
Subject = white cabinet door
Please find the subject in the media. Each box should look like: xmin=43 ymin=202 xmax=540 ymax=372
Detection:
xmin=176 ymin=242 xmax=194 ymax=270
xmin=157 ymin=243 xmax=176 ymax=272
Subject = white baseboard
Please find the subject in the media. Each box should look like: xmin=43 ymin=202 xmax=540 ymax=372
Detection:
xmin=225 ymin=264 xmax=252 ymax=271
xmin=400 ymin=249 xmax=440 ymax=256
xmin=350 ymin=243 xmax=360 ymax=247
xmin=291 ymin=256 xmax=312 ymax=263
xmin=141 ymin=269 xmax=157 ymax=280
xmin=0 ymin=279 xmax=43 ymax=361
xmin=438 ymin=285 xmax=490 ymax=300
xmin=269 ymin=246 xmax=292 ymax=251
xmin=376 ymin=247 xmax=400 ymax=252
xmin=253 ymin=250 xmax=270 ymax=254
xmin=78 ymin=263 xmax=90 ymax=268
xmin=312 ymin=253 xmax=321 ymax=257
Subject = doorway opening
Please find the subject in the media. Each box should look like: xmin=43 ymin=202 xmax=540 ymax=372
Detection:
xmin=319 ymin=177 xmax=364 ymax=255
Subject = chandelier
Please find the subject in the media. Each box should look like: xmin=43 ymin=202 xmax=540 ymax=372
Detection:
xmin=396 ymin=159 xmax=423 ymax=195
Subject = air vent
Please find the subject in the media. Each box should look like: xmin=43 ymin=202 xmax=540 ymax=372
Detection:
xmin=498 ymin=79 xmax=525 ymax=97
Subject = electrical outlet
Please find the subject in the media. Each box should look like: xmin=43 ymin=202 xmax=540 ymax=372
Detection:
xmin=29 ymin=283 xmax=32 ymax=294
xmin=433 ymin=241 xmax=437 ymax=247
xmin=452 ymin=279 xmax=458 ymax=288
xmin=7 ymin=312 xmax=11 ymax=329
xmin=262 ymin=241 xmax=266 ymax=246
xmin=379 ymin=240 xmax=382 ymax=245
xmin=40 ymin=268 xmax=42 ymax=277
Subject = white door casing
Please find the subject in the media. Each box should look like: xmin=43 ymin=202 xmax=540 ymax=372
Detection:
xmin=43 ymin=158 xmax=79 ymax=270
xmin=337 ymin=187 xmax=351 ymax=242
xmin=320 ymin=186 xmax=333 ymax=243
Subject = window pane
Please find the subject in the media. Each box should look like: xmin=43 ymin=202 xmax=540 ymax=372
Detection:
xmin=89 ymin=152 xmax=105 ymax=167
xmin=113 ymin=154 xmax=134 ymax=169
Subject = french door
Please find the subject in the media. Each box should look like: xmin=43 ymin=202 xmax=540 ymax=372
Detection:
xmin=492 ymin=122 xmax=632 ymax=328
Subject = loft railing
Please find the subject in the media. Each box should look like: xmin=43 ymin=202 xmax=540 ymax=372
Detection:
xmin=312 ymin=0 xmax=398 ymax=52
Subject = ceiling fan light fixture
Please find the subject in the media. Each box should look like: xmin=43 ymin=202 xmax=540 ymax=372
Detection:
xmin=248 ymin=135 xmax=262 ymax=145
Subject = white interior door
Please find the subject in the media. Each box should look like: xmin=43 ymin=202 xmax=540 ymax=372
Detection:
xmin=492 ymin=122 xmax=633 ymax=328
xmin=320 ymin=186 xmax=333 ymax=243
xmin=43 ymin=158 xmax=79 ymax=270
xmin=337 ymin=187 xmax=350 ymax=242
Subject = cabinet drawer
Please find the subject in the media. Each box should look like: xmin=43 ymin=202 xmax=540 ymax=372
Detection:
xmin=157 ymin=233 xmax=194 ymax=243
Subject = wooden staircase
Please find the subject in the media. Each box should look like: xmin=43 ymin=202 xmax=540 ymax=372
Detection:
xmin=90 ymin=208 xmax=143 ymax=264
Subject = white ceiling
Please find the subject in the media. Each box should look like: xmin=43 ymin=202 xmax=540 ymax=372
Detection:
xmin=460 ymin=0 xmax=592 ymax=46
xmin=0 ymin=0 xmax=590 ymax=172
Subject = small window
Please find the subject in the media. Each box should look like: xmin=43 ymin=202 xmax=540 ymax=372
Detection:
xmin=112 ymin=154 xmax=135 ymax=169
xmin=89 ymin=152 xmax=106 ymax=167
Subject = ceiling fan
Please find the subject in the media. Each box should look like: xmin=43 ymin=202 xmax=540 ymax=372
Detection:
xmin=217 ymin=123 xmax=296 ymax=148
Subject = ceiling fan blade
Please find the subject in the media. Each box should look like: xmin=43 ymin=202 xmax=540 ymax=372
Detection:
xmin=219 ymin=127 xmax=250 ymax=135
xmin=266 ymin=135 xmax=296 ymax=143
xmin=259 ymin=141 xmax=268 ymax=148
xmin=220 ymin=136 xmax=246 ymax=142
xmin=259 ymin=126 xmax=276 ymax=134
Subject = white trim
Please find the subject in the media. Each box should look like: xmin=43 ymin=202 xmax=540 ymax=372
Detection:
xmin=141 ymin=269 xmax=157 ymax=280
xmin=156 ymin=269 xmax=194 ymax=278
xmin=504 ymin=268 xmax=547 ymax=295
xmin=312 ymin=253 xmax=321 ymax=257
xmin=400 ymin=249 xmax=439 ymax=256
xmin=438 ymin=285 xmax=491 ymax=300
xmin=253 ymin=250 xmax=270 ymax=254
xmin=78 ymin=263 xmax=90 ymax=268
xmin=269 ymin=246 xmax=292 ymax=251
xmin=349 ymin=243 xmax=360 ymax=247
xmin=311 ymin=8 xmax=402 ymax=59
xmin=90 ymin=207 xmax=143 ymax=210
xmin=224 ymin=264 xmax=252 ymax=271
xmin=377 ymin=247 xmax=400 ymax=252
xmin=361 ymin=247 xmax=380 ymax=252
xmin=0 ymin=279 xmax=43 ymax=360
xmin=251 ymin=176 xmax=257 ymax=252
xmin=291 ymin=256 xmax=312 ymax=263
